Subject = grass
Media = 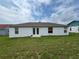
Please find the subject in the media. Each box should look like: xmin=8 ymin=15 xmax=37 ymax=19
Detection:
xmin=0 ymin=33 xmax=79 ymax=59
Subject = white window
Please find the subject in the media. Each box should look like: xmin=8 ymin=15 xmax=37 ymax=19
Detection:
xmin=64 ymin=27 xmax=67 ymax=33
xmin=78 ymin=27 xmax=79 ymax=31
xmin=15 ymin=28 xmax=19 ymax=34
xmin=48 ymin=27 xmax=53 ymax=33
xmin=70 ymin=27 xmax=72 ymax=31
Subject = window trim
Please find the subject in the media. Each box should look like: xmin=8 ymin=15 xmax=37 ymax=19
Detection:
xmin=33 ymin=28 xmax=35 ymax=35
xmin=0 ymin=28 xmax=5 ymax=30
xmin=78 ymin=27 xmax=79 ymax=31
xmin=64 ymin=27 xmax=67 ymax=33
xmin=48 ymin=27 xmax=53 ymax=33
xmin=37 ymin=28 xmax=39 ymax=34
xmin=70 ymin=27 xmax=72 ymax=31
xmin=15 ymin=27 xmax=19 ymax=34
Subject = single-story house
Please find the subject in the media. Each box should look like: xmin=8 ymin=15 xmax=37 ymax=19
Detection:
xmin=9 ymin=22 xmax=69 ymax=38
xmin=68 ymin=21 xmax=79 ymax=33
xmin=0 ymin=24 xmax=9 ymax=35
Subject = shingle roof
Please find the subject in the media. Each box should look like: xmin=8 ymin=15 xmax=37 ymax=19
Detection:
xmin=10 ymin=22 xmax=67 ymax=27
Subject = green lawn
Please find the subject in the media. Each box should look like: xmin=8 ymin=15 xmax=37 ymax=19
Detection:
xmin=0 ymin=33 xmax=79 ymax=59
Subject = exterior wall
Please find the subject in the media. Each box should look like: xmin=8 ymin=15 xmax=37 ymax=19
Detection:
xmin=9 ymin=27 xmax=69 ymax=38
xmin=39 ymin=27 xmax=48 ymax=36
xmin=53 ymin=27 xmax=69 ymax=35
xmin=9 ymin=28 xmax=33 ymax=37
xmin=39 ymin=27 xmax=69 ymax=36
xmin=69 ymin=26 xmax=79 ymax=33
xmin=0 ymin=28 xmax=9 ymax=35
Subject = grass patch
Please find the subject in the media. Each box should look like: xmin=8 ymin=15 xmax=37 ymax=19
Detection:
xmin=0 ymin=33 xmax=79 ymax=59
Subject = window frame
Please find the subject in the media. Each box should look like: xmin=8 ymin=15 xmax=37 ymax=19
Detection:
xmin=70 ymin=27 xmax=72 ymax=31
xmin=0 ymin=28 xmax=5 ymax=30
xmin=15 ymin=27 xmax=19 ymax=34
xmin=33 ymin=28 xmax=35 ymax=35
xmin=78 ymin=27 xmax=79 ymax=31
xmin=48 ymin=27 xmax=53 ymax=33
xmin=37 ymin=28 xmax=39 ymax=34
xmin=64 ymin=27 xmax=67 ymax=33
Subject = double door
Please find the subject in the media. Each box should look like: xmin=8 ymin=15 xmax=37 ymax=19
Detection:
xmin=33 ymin=28 xmax=39 ymax=35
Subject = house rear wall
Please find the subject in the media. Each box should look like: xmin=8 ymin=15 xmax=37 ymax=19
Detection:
xmin=9 ymin=27 xmax=69 ymax=38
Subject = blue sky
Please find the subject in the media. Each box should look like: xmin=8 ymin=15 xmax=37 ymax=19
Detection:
xmin=0 ymin=0 xmax=79 ymax=24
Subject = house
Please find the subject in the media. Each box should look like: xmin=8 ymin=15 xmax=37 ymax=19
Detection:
xmin=0 ymin=24 xmax=9 ymax=35
xmin=68 ymin=21 xmax=79 ymax=33
xmin=9 ymin=22 xmax=69 ymax=38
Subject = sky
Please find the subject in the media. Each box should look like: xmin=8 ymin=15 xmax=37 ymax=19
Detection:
xmin=0 ymin=0 xmax=79 ymax=24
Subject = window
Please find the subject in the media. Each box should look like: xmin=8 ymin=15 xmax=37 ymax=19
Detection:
xmin=0 ymin=28 xmax=5 ymax=30
xmin=64 ymin=27 xmax=67 ymax=33
xmin=70 ymin=28 xmax=72 ymax=31
xmin=33 ymin=28 xmax=35 ymax=34
xmin=64 ymin=30 xmax=67 ymax=33
xmin=78 ymin=27 xmax=79 ymax=31
xmin=48 ymin=27 xmax=53 ymax=33
xmin=15 ymin=28 xmax=19 ymax=34
xmin=37 ymin=28 xmax=39 ymax=34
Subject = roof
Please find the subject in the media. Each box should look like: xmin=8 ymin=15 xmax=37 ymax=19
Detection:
xmin=10 ymin=22 xmax=67 ymax=27
xmin=0 ymin=24 xmax=9 ymax=28
xmin=68 ymin=20 xmax=79 ymax=26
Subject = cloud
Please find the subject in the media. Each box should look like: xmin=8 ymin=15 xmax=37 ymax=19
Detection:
xmin=38 ymin=0 xmax=51 ymax=5
xmin=50 ymin=0 xmax=79 ymax=24
xmin=0 ymin=0 xmax=79 ymax=24
xmin=0 ymin=0 xmax=34 ymax=23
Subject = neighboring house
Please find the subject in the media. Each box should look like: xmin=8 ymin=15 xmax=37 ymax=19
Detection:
xmin=68 ymin=21 xmax=79 ymax=33
xmin=0 ymin=24 xmax=9 ymax=35
xmin=9 ymin=22 xmax=69 ymax=38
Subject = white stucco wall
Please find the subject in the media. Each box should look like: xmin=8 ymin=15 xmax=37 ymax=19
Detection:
xmin=39 ymin=27 xmax=69 ymax=36
xmin=69 ymin=26 xmax=79 ymax=33
xmin=39 ymin=27 xmax=48 ymax=36
xmin=9 ymin=28 xmax=33 ymax=37
xmin=53 ymin=27 xmax=69 ymax=35
xmin=9 ymin=27 xmax=69 ymax=38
